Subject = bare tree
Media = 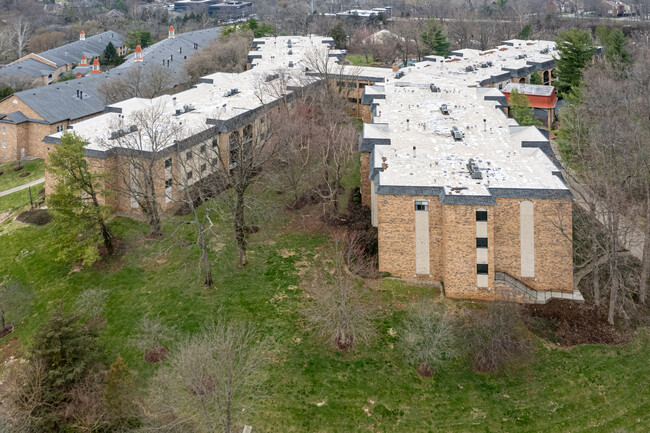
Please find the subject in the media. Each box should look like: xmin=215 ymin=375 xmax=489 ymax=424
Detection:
xmin=9 ymin=17 xmax=31 ymax=58
xmin=103 ymin=102 xmax=182 ymax=236
xmin=183 ymin=30 xmax=253 ymax=85
xmin=129 ymin=315 xmax=178 ymax=362
xmin=302 ymin=232 xmax=378 ymax=351
xmin=98 ymin=65 xmax=175 ymax=104
xmin=0 ymin=278 xmax=32 ymax=336
xmin=145 ymin=319 xmax=270 ymax=433
xmin=74 ymin=288 xmax=109 ymax=328
xmin=400 ymin=303 xmax=456 ymax=377
xmin=28 ymin=31 xmax=65 ymax=53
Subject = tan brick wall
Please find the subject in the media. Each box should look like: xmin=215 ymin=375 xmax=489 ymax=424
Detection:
xmin=376 ymin=193 xmax=574 ymax=301
xmin=360 ymin=152 xmax=370 ymax=207
xmin=493 ymin=197 xmax=573 ymax=293
xmin=377 ymin=194 xmax=443 ymax=281
xmin=0 ymin=96 xmax=45 ymax=121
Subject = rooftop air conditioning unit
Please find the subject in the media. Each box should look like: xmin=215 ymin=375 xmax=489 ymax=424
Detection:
xmin=467 ymin=158 xmax=482 ymax=179
xmin=451 ymin=126 xmax=462 ymax=141
xmin=440 ymin=104 xmax=449 ymax=115
xmin=288 ymin=61 xmax=294 ymax=67
xmin=540 ymin=48 xmax=549 ymax=54
xmin=395 ymin=71 xmax=405 ymax=79
xmin=429 ymin=83 xmax=440 ymax=92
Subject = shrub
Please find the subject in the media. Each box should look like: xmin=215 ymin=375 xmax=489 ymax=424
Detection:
xmin=462 ymin=302 xmax=532 ymax=372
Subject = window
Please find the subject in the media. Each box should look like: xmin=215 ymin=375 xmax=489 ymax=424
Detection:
xmin=185 ymin=151 xmax=192 ymax=160
xmin=186 ymin=170 xmax=193 ymax=180
xmin=2 ymin=140 xmax=5 ymax=149
xmin=212 ymin=157 xmax=218 ymax=165
xmin=2 ymin=126 xmax=5 ymax=134
xmin=164 ymin=158 xmax=172 ymax=168
xmin=200 ymin=144 xmax=206 ymax=153
xmin=201 ymin=163 xmax=206 ymax=173
xmin=477 ymin=264 xmax=488 ymax=275
xmin=165 ymin=179 xmax=172 ymax=188
xmin=476 ymin=238 xmax=488 ymax=248
xmin=415 ymin=201 xmax=428 ymax=211
xmin=56 ymin=125 xmax=64 ymax=132
xmin=359 ymin=82 xmax=367 ymax=89
xmin=348 ymin=97 xmax=358 ymax=103
xmin=476 ymin=210 xmax=488 ymax=221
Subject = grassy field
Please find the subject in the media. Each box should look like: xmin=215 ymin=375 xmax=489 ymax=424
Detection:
xmin=0 ymin=159 xmax=44 ymax=192
xmin=0 ymin=185 xmax=44 ymax=214
xmin=346 ymin=54 xmax=382 ymax=66
xmin=1 ymin=192 xmax=649 ymax=431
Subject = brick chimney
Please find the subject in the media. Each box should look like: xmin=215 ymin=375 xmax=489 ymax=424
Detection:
xmin=80 ymin=30 xmax=85 ymax=41
xmin=79 ymin=55 xmax=88 ymax=66
xmin=90 ymin=58 xmax=101 ymax=74
xmin=134 ymin=45 xmax=143 ymax=62
xmin=168 ymin=25 xmax=175 ymax=39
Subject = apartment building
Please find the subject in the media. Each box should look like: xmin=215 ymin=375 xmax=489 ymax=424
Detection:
xmin=43 ymin=36 xmax=579 ymax=304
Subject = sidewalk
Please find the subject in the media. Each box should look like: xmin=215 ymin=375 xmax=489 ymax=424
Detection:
xmin=0 ymin=178 xmax=45 ymax=198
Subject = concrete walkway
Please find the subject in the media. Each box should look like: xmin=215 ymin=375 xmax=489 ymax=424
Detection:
xmin=0 ymin=178 xmax=45 ymax=198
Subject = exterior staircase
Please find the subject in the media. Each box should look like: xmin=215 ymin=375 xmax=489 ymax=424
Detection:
xmin=494 ymin=271 xmax=584 ymax=304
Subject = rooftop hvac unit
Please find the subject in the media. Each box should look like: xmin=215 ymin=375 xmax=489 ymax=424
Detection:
xmin=223 ymin=88 xmax=240 ymax=97
xmin=288 ymin=49 xmax=293 ymax=55
xmin=183 ymin=104 xmax=195 ymax=112
xmin=429 ymin=83 xmax=440 ymax=92
xmin=440 ymin=104 xmax=449 ymax=115
xmin=451 ymin=126 xmax=462 ymax=141
xmin=465 ymin=65 xmax=476 ymax=72
xmin=288 ymin=61 xmax=294 ymax=67
xmin=515 ymin=54 xmax=528 ymax=60
xmin=467 ymin=158 xmax=482 ymax=179
xmin=540 ymin=48 xmax=549 ymax=54
xmin=394 ymin=71 xmax=405 ymax=79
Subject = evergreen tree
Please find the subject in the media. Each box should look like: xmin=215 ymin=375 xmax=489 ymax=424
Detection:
xmin=517 ymin=23 xmax=533 ymax=40
xmin=510 ymin=89 xmax=542 ymax=127
xmin=105 ymin=355 xmax=141 ymax=428
xmin=103 ymin=41 xmax=118 ymax=64
xmin=126 ymin=30 xmax=153 ymax=49
xmin=329 ymin=22 xmax=347 ymax=49
xmin=530 ymin=71 xmax=543 ymax=85
xmin=421 ymin=18 xmax=450 ymax=57
xmin=605 ymin=29 xmax=631 ymax=66
xmin=0 ymin=85 xmax=13 ymax=99
xmin=555 ymin=28 xmax=595 ymax=97
xmin=47 ymin=132 xmax=114 ymax=265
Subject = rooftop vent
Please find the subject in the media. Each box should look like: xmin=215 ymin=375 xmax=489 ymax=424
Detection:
xmin=480 ymin=61 xmax=493 ymax=68
xmin=110 ymin=125 xmax=137 ymax=140
xmin=223 ymin=88 xmax=240 ymax=97
xmin=451 ymin=126 xmax=463 ymax=141
xmin=467 ymin=158 xmax=482 ymax=179
xmin=440 ymin=104 xmax=449 ymax=115
xmin=515 ymin=54 xmax=528 ymax=60
xmin=540 ymin=48 xmax=549 ymax=54
xmin=288 ymin=49 xmax=293 ymax=55
xmin=394 ymin=71 xmax=405 ymax=79
xmin=288 ymin=61 xmax=294 ymax=67
xmin=429 ymin=83 xmax=440 ymax=92
xmin=465 ymin=65 xmax=476 ymax=72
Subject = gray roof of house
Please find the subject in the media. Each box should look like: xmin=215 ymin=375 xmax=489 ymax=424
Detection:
xmin=0 ymin=58 xmax=56 ymax=79
xmin=0 ymin=31 xmax=126 ymax=82
xmin=117 ymin=27 xmax=220 ymax=77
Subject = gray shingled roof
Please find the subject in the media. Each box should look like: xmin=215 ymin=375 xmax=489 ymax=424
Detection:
xmin=0 ymin=31 xmax=126 ymax=82
xmin=3 ymin=28 xmax=220 ymax=125
xmin=117 ymin=27 xmax=220 ymax=78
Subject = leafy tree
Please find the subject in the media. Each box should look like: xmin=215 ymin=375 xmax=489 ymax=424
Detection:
xmin=517 ymin=23 xmax=533 ymax=40
xmin=0 ymin=85 xmax=13 ymax=99
xmin=605 ymin=29 xmax=630 ymax=67
xmin=47 ymin=132 xmax=114 ymax=265
xmin=126 ymin=30 xmax=153 ymax=49
xmin=421 ymin=18 xmax=450 ymax=57
xmin=510 ymin=89 xmax=542 ymax=127
xmin=530 ymin=71 xmax=543 ymax=85
xmin=555 ymin=28 xmax=595 ymax=97
xmin=329 ymin=22 xmax=347 ymax=49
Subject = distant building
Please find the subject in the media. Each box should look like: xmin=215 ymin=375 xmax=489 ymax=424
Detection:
xmin=174 ymin=0 xmax=253 ymax=20
xmin=0 ymin=31 xmax=127 ymax=88
xmin=0 ymin=27 xmax=220 ymax=163
xmin=325 ymin=7 xmax=392 ymax=18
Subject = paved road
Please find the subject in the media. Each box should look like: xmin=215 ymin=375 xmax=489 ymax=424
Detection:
xmin=0 ymin=178 xmax=45 ymax=198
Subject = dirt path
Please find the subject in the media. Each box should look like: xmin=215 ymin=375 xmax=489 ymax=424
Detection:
xmin=0 ymin=178 xmax=45 ymax=198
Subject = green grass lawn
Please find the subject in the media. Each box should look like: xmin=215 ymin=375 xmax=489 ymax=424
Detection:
xmin=0 ymin=159 xmax=45 ymax=192
xmin=346 ymin=54 xmax=382 ymax=67
xmin=1 ymin=195 xmax=649 ymax=432
xmin=0 ymin=185 xmax=44 ymax=214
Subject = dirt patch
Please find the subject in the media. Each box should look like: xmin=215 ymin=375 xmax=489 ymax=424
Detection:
xmin=0 ymin=338 xmax=22 ymax=363
xmin=12 ymin=166 xmax=23 ymax=172
xmin=0 ymin=325 xmax=15 ymax=339
xmin=16 ymin=209 xmax=52 ymax=226
xmin=417 ymin=363 xmax=434 ymax=378
xmin=524 ymin=300 xmax=629 ymax=346
xmin=94 ymin=237 xmax=130 ymax=272
xmin=145 ymin=345 xmax=169 ymax=363
xmin=18 ymin=172 xmax=30 ymax=178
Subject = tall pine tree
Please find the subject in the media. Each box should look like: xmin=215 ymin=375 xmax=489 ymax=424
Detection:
xmin=421 ymin=18 xmax=450 ymax=57
xmin=555 ymin=28 xmax=595 ymax=97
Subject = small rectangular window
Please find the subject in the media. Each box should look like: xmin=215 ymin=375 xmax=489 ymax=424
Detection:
xmin=212 ymin=157 xmax=218 ymax=165
xmin=415 ymin=201 xmax=428 ymax=211
xmin=185 ymin=151 xmax=192 ymax=160
xmin=2 ymin=140 xmax=5 ymax=149
xmin=359 ymin=82 xmax=367 ymax=88
xmin=2 ymin=126 xmax=5 ymax=134
xmin=476 ymin=210 xmax=488 ymax=221
xmin=186 ymin=171 xmax=193 ymax=180
xmin=476 ymin=238 xmax=488 ymax=248
xmin=348 ymin=97 xmax=358 ymax=103
xmin=477 ymin=264 xmax=488 ymax=275
xmin=164 ymin=158 xmax=172 ymax=168
xmin=165 ymin=179 xmax=172 ymax=188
